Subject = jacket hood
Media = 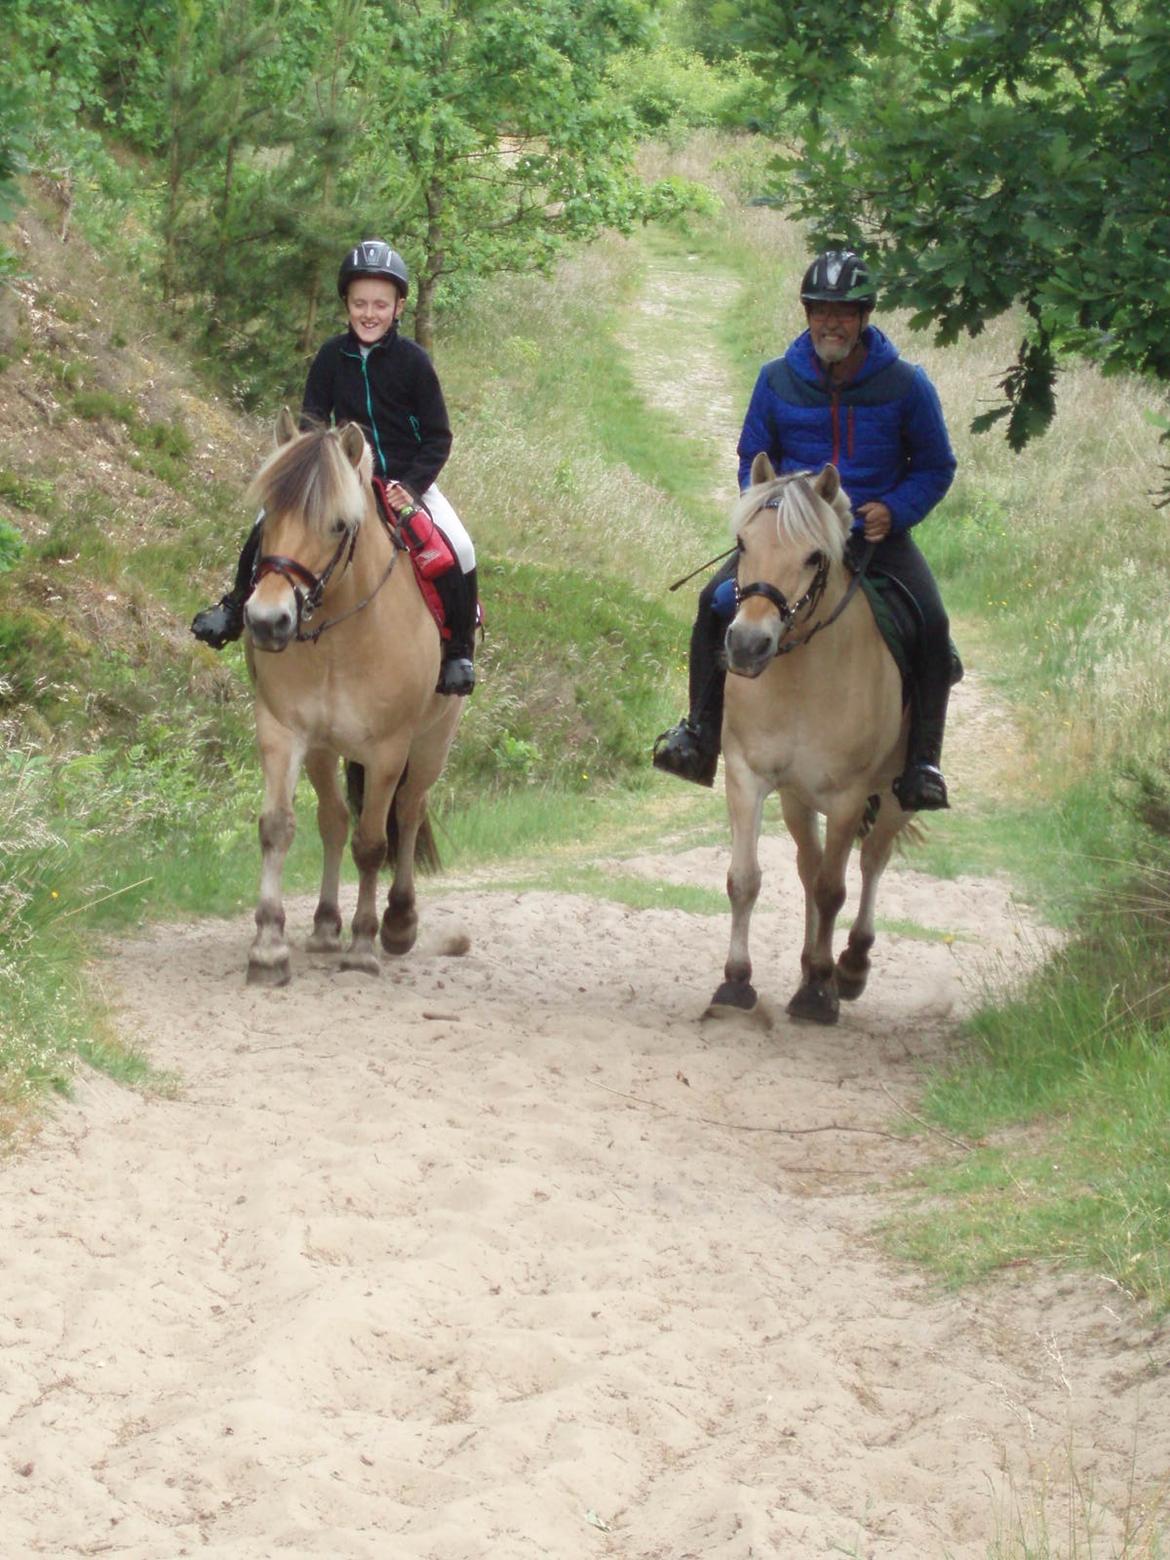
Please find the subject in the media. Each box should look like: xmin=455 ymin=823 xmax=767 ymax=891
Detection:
xmin=786 ymin=324 xmax=900 ymax=388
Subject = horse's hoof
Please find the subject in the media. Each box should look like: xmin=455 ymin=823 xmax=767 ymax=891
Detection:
xmin=708 ymin=979 xmax=758 ymax=1011
xmin=786 ymin=982 xmax=839 ymax=1025
xmin=305 ymin=931 xmax=342 ymax=954
xmin=835 ymin=964 xmax=868 ymax=1001
xmin=340 ymin=950 xmax=381 ymax=977
xmin=247 ymin=957 xmax=291 ymax=988
xmin=380 ymin=920 xmax=418 ymax=956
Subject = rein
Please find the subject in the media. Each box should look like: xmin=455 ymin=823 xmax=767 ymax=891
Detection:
xmin=253 ymin=506 xmax=403 ymax=644
xmin=736 ymin=495 xmax=874 ymax=659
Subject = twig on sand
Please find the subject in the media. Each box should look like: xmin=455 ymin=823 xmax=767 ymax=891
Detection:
xmin=586 ymin=1078 xmax=904 ymax=1140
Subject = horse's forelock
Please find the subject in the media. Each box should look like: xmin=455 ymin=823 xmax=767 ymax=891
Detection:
xmin=733 ymin=471 xmax=846 ymax=562
xmin=248 ymin=428 xmax=368 ymax=534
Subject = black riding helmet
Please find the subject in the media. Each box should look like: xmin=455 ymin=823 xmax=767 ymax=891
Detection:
xmin=337 ymin=239 xmax=410 ymax=299
xmin=799 ymin=249 xmax=876 ymax=309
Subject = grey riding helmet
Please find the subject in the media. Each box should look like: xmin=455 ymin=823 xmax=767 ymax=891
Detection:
xmin=337 ymin=240 xmax=410 ymax=299
xmin=799 ymin=249 xmax=876 ymax=309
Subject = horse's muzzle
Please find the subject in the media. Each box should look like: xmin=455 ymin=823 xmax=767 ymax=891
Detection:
xmin=725 ymin=620 xmax=778 ymax=679
xmin=245 ymin=606 xmax=297 ymax=653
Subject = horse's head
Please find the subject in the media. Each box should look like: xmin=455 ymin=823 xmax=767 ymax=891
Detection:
xmin=244 ymin=410 xmax=373 ymax=651
xmin=725 ymin=454 xmax=853 ymax=678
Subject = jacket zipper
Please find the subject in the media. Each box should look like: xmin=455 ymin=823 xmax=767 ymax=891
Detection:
xmin=359 ymin=352 xmax=389 ymax=475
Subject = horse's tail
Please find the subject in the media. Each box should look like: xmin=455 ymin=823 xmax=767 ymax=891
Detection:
xmin=345 ymin=760 xmax=442 ymax=874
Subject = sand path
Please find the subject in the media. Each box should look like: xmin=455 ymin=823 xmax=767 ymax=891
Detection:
xmin=2 ymin=240 xmax=1167 ymax=1559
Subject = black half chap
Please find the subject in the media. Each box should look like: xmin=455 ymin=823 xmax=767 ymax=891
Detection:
xmin=688 ymin=554 xmax=739 ymax=736
xmin=867 ymin=530 xmax=951 ymax=738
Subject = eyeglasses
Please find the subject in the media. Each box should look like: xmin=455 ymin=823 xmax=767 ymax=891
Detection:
xmin=806 ymin=303 xmax=864 ymax=321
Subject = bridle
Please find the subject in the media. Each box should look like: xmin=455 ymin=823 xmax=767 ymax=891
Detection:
xmin=734 ymin=494 xmax=871 ymax=659
xmin=252 ymin=506 xmax=402 ymax=644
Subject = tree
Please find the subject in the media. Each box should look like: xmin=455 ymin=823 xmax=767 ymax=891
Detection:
xmin=731 ymin=0 xmax=1170 ymax=459
xmin=364 ymin=0 xmax=697 ymax=350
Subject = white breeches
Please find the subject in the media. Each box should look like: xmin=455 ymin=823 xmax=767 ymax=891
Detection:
xmin=421 ymin=485 xmax=476 ymax=572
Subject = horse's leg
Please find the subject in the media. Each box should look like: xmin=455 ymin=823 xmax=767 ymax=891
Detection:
xmin=381 ymin=709 xmax=460 ymax=955
xmin=784 ymin=800 xmax=856 ymax=1026
xmin=709 ymin=759 xmax=769 ymax=1010
xmin=303 ymin=746 xmax=347 ymax=953
xmin=341 ymin=754 xmax=405 ymax=976
xmin=248 ymin=714 xmax=304 ymax=987
xmin=836 ymin=812 xmax=903 ymax=1000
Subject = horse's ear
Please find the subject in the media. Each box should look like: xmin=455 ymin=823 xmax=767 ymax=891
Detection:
xmin=276 ymin=407 xmax=298 ymax=446
xmin=750 ymin=451 xmax=777 ymax=487
xmin=814 ymin=463 xmax=841 ymax=503
xmin=338 ymin=422 xmax=367 ymax=469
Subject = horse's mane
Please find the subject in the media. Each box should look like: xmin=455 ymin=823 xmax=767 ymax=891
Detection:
xmin=247 ymin=425 xmax=370 ymax=535
xmin=731 ymin=470 xmax=851 ymax=563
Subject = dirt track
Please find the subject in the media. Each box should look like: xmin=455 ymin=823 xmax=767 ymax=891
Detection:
xmin=3 ymin=236 xmax=1168 ymax=1559
xmin=3 ymin=764 xmax=1168 ymax=1557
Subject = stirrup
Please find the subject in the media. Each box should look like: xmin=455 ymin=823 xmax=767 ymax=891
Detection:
xmin=191 ymin=594 xmax=245 ymax=649
xmin=652 ymin=719 xmax=719 ymax=788
xmin=893 ymin=763 xmax=949 ymax=812
xmin=437 ymin=655 xmax=475 ymax=696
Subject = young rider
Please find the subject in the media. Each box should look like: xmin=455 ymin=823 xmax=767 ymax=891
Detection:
xmin=192 ymin=239 xmax=478 ymax=696
xmin=652 ymin=248 xmax=957 ymax=810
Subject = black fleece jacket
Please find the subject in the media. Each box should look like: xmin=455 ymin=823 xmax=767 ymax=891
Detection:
xmin=300 ymin=325 xmax=452 ymax=496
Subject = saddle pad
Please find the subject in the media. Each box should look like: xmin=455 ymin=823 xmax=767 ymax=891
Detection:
xmin=858 ymin=572 xmax=916 ymax=688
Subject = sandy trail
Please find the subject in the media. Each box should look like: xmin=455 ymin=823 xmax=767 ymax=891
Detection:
xmin=3 ymin=241 xmax=1168 ymax=1559
xmin=2 ymin=790 xmax=1167 ymax=1558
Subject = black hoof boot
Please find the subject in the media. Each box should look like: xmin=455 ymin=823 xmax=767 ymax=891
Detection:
xmin=437 ymin=654 xmax=475 ymax=696
xmin=652 ymin=720 xmax=718 ymax=788
xmin=191 ymin=595 xmax=245 ymax=649
xmin=893 ymin=763 xmax=950 ymax=812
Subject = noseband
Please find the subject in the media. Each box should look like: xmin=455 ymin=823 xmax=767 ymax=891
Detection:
xmin=734 ymin=495 xmax=870 ymax=659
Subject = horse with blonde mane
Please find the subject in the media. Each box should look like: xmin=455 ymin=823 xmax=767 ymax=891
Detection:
xmin=241 ymin=409 xmax=463 ymax=986
xmin=710 ymin=452 xmax=914 ymax=1025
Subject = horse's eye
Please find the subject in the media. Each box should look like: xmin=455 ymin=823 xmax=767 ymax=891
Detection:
xmin=735 ymin=536 xmax=745 ymax=553
xmin=806 ymin=550 xmax=824 ymax=569
xmin=331 ymin=518 xmax=348 ymax=536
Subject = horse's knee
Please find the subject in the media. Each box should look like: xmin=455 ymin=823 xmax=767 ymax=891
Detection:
xmin=352 ymin=834 xmax=387 ymax=876
xmin=727 ymin=867 xmax=761 ymax=907
xmin=259 ymin=809 xmax=295 ymax=853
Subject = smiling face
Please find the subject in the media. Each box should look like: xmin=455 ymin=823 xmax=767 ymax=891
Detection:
xmin=805 ymin=301 xmax=870 ymax=368
xmin=345 ymin=277 xmax=404 ymax=345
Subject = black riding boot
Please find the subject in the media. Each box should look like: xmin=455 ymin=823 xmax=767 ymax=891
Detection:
xmin=652 ymin=562 xmax=732 ymax=788
xmin=432 ymin=564 xmax=477 ymax=696
xmin=893 ymin=673 xmax=951 ymax=812
xmin=191 ymin=520 xmax=262 ymax=649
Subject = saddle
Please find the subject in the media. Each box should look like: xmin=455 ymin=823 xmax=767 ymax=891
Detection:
xmin=845 ymin=539 xmax=963 ymax=696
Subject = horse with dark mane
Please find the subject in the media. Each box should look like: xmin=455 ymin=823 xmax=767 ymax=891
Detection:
xmin=710 ymin=453 xmax=914 ymax=1025
xmin=241 ymin=409 xmax=462 ymax=986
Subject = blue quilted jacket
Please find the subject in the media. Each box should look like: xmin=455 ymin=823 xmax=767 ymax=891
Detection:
xmin=736 ymin=326 xmax=956 ymax=533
